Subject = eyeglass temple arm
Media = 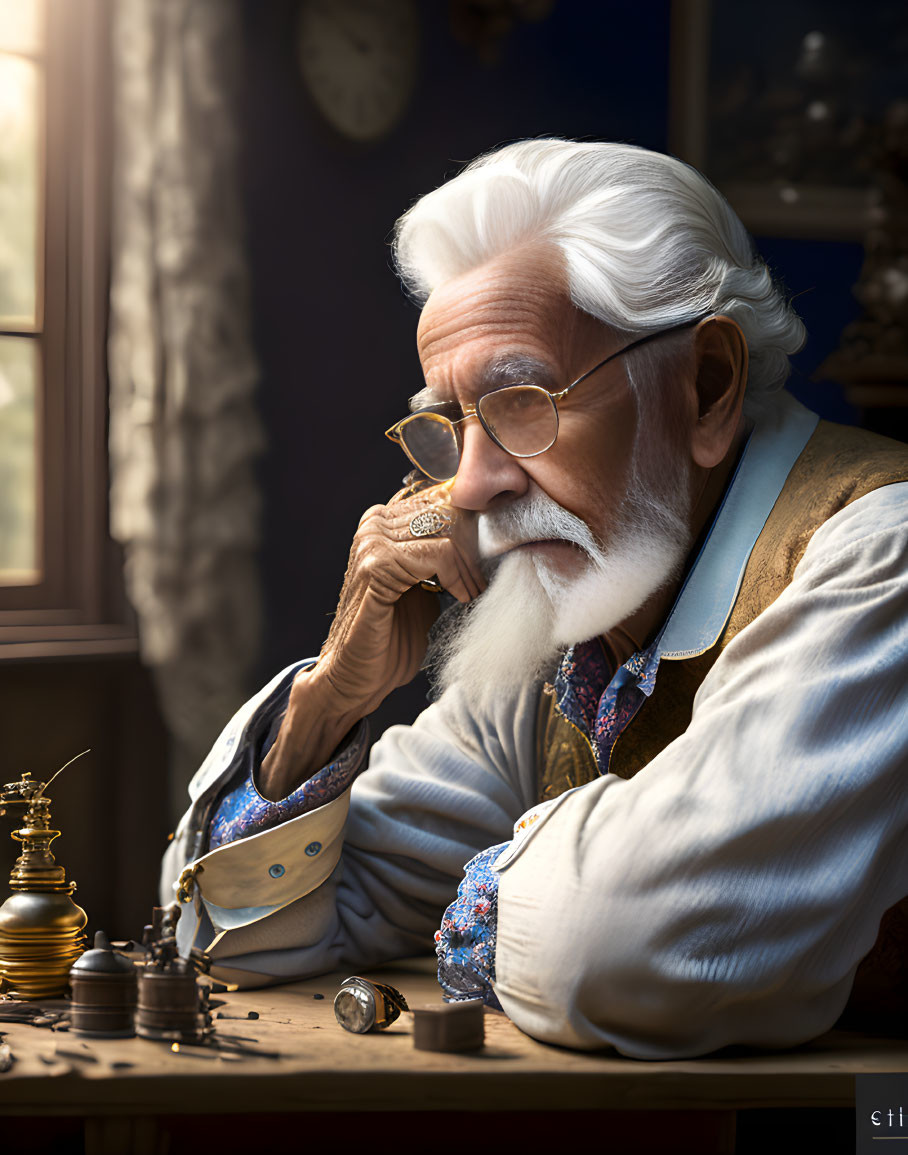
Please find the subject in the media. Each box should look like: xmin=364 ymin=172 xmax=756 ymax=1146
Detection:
xmin=551 ymin=317 xmax=708 ymax=401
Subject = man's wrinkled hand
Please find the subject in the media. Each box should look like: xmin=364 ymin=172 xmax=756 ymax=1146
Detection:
xmin=257 ymin=482 xmax=485 ymax=801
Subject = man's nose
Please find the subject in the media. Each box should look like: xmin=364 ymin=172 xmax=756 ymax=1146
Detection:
xmin=450 ymin=419 xmax=530 ymax=511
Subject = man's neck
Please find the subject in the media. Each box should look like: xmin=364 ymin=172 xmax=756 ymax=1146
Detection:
xmin=599 ymin=419 xmax=751 ymax=672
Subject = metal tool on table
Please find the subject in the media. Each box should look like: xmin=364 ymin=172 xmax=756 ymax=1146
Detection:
xmin=0 ymin=755 xmax=90 ymax=1000
xmin=136 ymin=903 xmax=212 ymax=1044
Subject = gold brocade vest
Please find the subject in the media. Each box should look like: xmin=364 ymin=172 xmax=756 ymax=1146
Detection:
xmin=535 ymin=419 xmax=908 ymax=1031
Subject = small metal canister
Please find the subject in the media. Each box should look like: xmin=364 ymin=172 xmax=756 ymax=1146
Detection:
xmin=136 ymin=968 xmax=208 ymax=1043
xmin=69 ymin=930 xmax=137 ymax=1038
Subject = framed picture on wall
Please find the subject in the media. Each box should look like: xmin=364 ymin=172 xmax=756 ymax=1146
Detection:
xmin=668 ymin=0 xmax=905 ymax=239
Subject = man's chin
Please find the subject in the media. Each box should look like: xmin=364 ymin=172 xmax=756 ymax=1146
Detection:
xmin=548 ymin=530 xmax=690 ymax=648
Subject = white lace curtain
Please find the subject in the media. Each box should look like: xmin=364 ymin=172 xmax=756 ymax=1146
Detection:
xmin=108 ymin=0 xmax=263 ymax=817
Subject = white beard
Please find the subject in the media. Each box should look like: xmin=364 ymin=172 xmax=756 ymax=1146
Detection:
xmin=427 ymin=447 xmax=693 ymax=708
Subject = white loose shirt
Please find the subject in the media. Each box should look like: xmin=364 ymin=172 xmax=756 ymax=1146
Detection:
xmin=162 ymin=393 xmax=908 ymax=1057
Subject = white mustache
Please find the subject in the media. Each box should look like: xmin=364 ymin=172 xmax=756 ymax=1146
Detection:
xmin=476 ymin=487 xmax=601 ymax=563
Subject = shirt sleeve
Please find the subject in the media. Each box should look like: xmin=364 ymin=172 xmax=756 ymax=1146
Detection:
xmin=207 ymin=674 xmax=369 ymax=851
xmin=492 ymin=484 xmax=908 ymax=1058
xmin=160 ymin=659 xmax=541 ymax=988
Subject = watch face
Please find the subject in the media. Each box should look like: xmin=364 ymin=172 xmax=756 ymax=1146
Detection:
xmin=298 ymin=0 xmax=420 ymax=142
xmin=334 ymin=983 xmax=376 ymax=1032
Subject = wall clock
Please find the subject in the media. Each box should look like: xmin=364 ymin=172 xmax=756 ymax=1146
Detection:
xmin=298 ymin=0 xmax=420 ymax=143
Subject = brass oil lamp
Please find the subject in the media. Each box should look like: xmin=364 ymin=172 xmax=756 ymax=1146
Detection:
xmin=0 ymin=757 xmax=89 ymax=999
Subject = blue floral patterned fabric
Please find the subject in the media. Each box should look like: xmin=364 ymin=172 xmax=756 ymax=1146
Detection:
xmin=208 ymin=682 xmax=368 ymax=851
xmin=437 ymin=639 xmax=663 ymax=1006
xmin=556 ymin=637 xmax=661 ymax=769
xmin=435 ymin=841 xmax=508 ymax=1010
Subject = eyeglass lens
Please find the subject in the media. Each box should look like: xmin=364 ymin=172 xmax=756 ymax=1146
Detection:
xmin=399 ymin=413 xmax=461 ymax=481
xmin=401 ymin=386 xmax=559 ymax=480
xmin=479 ymin=385 xmax=558 ymax=456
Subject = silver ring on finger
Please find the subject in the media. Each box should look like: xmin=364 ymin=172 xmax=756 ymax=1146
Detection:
xmin=408 ymin=509 xmax=452 ymax=538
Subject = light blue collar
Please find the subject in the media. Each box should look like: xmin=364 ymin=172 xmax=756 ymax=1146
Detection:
xmin=657 ymin=391 xmax=819 ymax=660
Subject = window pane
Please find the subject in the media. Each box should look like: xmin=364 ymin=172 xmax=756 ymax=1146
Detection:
xmin=0 ymin=335 xmax=39 ymax=584
xmin=0 ymin=0 xmax=43 ymax=56
xmin=0 ymin=51 xmax=39 ymax=326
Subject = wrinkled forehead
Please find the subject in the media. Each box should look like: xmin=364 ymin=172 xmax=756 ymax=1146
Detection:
xmin=414 ymin=247 xmax=581 ymax=400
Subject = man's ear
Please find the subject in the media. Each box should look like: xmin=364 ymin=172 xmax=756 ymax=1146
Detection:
xmin=689 ymin=315 xmax=748 ymax=469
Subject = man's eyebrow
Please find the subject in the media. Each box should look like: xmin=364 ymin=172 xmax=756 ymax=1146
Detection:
xmin=408 ymin=385 xmax=442 ymax=413
xmin=408 ymin=355 xmax=556 ymax=413
xmin=479 ymin=355 xmax=556 ymax=390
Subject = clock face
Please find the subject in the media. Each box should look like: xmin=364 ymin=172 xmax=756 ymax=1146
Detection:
xmin=298 ymin=0 xmax=420 ymax=142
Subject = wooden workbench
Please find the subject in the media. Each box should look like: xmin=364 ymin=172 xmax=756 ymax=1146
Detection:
xmin=0 ymin=957 xmax=905 ymax=1154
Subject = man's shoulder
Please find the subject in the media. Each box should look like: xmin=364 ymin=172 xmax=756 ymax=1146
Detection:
xmin=803 ymin=418 xmax=908 ymax=498
xmin=800 ymin=480 xmax=908 ymax=569
xmin=736 ymin=418 xmax=908 ymax=614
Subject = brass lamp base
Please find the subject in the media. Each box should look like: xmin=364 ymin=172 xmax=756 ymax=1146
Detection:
xmin=0 ymin=771 xmax=89 ymax=1000
xmin=0 ymin=891 xmax=87 ymax=1000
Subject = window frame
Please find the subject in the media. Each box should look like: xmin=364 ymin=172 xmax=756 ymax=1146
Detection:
xmin=0 ymin=0 xmax=136 ymax=658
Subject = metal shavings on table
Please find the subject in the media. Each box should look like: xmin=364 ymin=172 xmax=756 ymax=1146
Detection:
xmin=0 ymin=1003 xmax=68 ymax=1029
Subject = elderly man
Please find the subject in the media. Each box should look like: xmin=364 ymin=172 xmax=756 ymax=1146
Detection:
xmin=163 ymin=139 xmax=908 ymax=1059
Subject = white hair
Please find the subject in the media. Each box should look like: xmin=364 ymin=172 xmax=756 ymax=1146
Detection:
xmin=393 ymin=139 xmax=805 ymax=405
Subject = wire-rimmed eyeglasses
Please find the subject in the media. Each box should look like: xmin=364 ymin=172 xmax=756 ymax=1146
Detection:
xmin=384 ymin=317 xmax=706 ymax=483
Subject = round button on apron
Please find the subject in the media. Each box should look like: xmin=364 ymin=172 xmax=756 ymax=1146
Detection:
xmin=268 ymin=863 xmax=285 ymax=878
xmin=305 ymin=842 xmax=322 ymax=857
